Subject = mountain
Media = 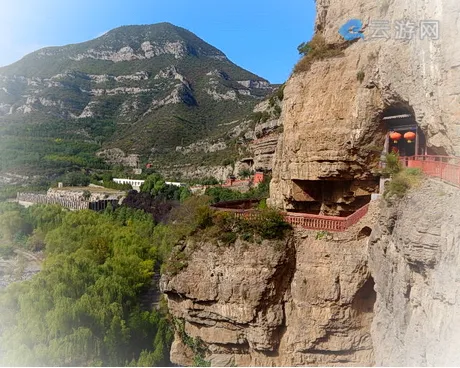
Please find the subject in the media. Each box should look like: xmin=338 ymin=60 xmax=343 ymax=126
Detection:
xmin=0 ymin=23 xmax=273 ymax=159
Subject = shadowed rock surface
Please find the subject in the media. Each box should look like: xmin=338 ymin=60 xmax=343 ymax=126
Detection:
xmin=369 ymin=179 xmax=460 ymax=366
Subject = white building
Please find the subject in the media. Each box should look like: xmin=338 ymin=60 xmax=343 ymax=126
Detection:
xmin=113 ymin=178 xmax=145 ymax=192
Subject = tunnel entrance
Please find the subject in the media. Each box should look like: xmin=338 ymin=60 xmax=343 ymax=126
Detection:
xmin=382 ymin=104 xmax=427 ymax=157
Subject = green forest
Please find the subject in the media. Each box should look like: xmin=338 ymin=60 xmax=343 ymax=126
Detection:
xmin=0 ymin=168 xmax=284 ymax=366
xmin=0 ymin=202 xmax=174 ymax=366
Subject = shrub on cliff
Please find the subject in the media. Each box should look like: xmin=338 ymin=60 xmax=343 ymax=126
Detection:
xmin=384 ymin=168 xmax=423 ymax=199
xmin=122 ymin=190 xmax=177 ymax=224
xmin=294 ymin=34 xmax=344 ymax=74
xmin=200 ymin=208 xmax=291 ymax=244
xmin=381 ymin=152 xmax=403 ymax=177
xmin=249 ymin=209 xmax=292 ymax=240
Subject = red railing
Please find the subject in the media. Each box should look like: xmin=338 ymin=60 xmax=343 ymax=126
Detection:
xmin=400 ymin=155 xmax=460 ymax=187
xmin=282 ymin=204 xmax=369 ymax=232
xmin=214 ymin=204 xmax=370 ymax=232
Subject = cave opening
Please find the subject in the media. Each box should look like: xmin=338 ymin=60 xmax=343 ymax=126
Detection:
xmin=289 ymin=179 xmax=377 ymax=216
xmin=352 ymin=276 xmax=376 ymax=314
xmin=357 ymin=226 xmax=372 ymax=240
xmin=382 ymin=103 xmax=428 ymax=157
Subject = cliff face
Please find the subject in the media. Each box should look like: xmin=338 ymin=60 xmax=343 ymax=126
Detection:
xmin=269 ymin=0 xmax=460 ymax=210
xmin=161 ymin=208 xmax=378 ymax=366
xmin=160 ymin=1 xmax=460 ymax=365
xmin=369 ymin=180 xmax=460 ymax=366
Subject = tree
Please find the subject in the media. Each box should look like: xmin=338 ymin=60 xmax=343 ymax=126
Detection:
xmin=62 ymin=171 xmax=90 ymax=187
xmin=0 ymin=207 xmax=172 ymax=366
xmin=141 ymin=174 xmax=189 ymax=201
xmin=297 ymin=41 xmax=312 ymax=56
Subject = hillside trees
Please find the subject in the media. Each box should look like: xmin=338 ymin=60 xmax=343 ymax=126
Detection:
xmin=0 ymin=206 xmax=172 ymax=366
xmin=140 ymin=174 xmax=191 ymax=202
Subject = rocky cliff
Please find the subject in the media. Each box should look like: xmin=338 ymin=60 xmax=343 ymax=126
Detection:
xmin=161 ymin=178 xmax=460 ymax=366
xmin=369 ymin=180 xmax=460 ymax=366
xmin=161 ymin=207 xmax=378 ymax=366
xmin=160 ymin=0 xmax=460 ymax=365
xmin=269 ymin=0 xmax=460 ymax=211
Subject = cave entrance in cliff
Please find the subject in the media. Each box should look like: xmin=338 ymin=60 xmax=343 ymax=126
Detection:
xmin=352 ymin=276 xmax=376 ymax=315
xmin=290 ymin=180 xmax=375 ymax=216
xmin=382 ymin=105 xmax=427 ymax=157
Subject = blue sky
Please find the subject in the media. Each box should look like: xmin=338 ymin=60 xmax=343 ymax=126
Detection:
xmin=0 ymin=0 xmax=316 ymax=83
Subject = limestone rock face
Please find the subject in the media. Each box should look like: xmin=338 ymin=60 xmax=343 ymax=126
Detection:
xmin=249 ymin=134 xmax=280 ymax=172
xmin=369 ymin=180 xmax=460 ymax=366
xmin=269 ymin=0 xmax=460 ymax=209
xmin=158 ymin=164 xmax=235 ymax=182
xmin=161 ymin=207 xmax=378 ymax=366
xmin=96 ymin=148 xmax=140 ymax=168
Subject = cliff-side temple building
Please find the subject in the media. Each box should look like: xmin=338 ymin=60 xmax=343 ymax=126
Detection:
xmin=268 ymin=0 xmax=457 ymax=216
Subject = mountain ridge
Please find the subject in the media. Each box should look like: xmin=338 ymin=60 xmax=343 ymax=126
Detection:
xmin=0 ymin=22 xmax=274 ymax=161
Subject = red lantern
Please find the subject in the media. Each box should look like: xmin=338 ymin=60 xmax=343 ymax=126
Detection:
xmin=404 ymin=131 xmax=416 ymax=143
xmin=389 ymin=131 xmax=402 ymax=144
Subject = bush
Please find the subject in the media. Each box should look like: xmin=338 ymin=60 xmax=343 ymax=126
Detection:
xmin=195 ymin=205 xmax=215 ymax=230
xmin=250 ymin=209 xmax=291 ymax=240
xmin=238 ymin=168 xmax=253 ymax=178
xmin=382 ymin=152 xmax=402 ymax=177
xmin=385 ymin=175 xmax=410 ymax=198
xmin=204 ymin=187 xmax=245 ymax=204
xmin=276 ymin=84 xmax=285 ymax=101
xmin=121 ymin=191 xmax=177 ymax=224
xmin=26 ymin=228 xmax=46 ymax=251
xmin=221 ymin=159 xmax=233 ymax=167
xmin=219 ymin=231 xmax=238 ymax=245
xmin=357 ymin=70 xmax=365 ymax=83
xmin=294 ymin=35 xmax=344 ymax=74
xmin=384 ymin=168 xmax=423 ymax=199
xmin=167 ymin=196 xmax=213 ymax=234
xmin=192 ymin=176 xmax=220 ymax=186
xmin=316 ymin=230 xmax=332 ymax=240
xmin=61 ymin=171 xmax=90 ymax=186
xmin=208 ymin=208 xmax=291 ymax=242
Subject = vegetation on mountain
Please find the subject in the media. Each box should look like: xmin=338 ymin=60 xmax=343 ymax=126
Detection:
xmin=140 ymin=174 xmax=191 ymax=202
xmin=204 ymin=174 xmax=271 ymax=203
xmin=0 ymin=203 xmax=173 ymax=366
xmin=0 ymin=166 xmax=284 ymax=366
xmin=294 ymin=35 xmax=344 ymax=74
xmin=0 ymin=23 xmax=273 ymax=177
xmin=381 ymin=153 xmax=423 ymax=199
xmin=162 ymin=204 xmax=291 ymax=277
